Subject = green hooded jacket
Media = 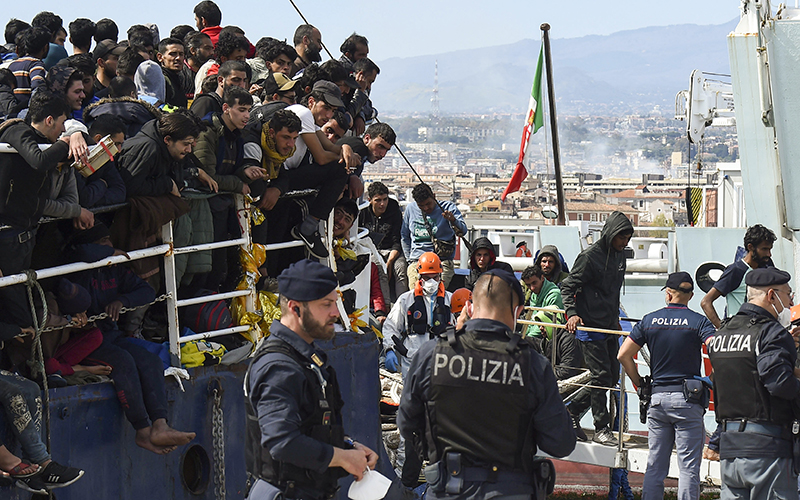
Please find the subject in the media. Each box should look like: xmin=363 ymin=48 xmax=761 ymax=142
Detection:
xmin=524 ymin=278 xmax=564 ymax=337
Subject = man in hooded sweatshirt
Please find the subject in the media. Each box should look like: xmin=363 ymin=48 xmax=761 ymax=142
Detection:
xmin=535 ymin=244 xmax=570 ymax=286
xmin=464 ymin=236 xmax=513 ymax=291
xmin=561 ymin=211 xmax=633 ymax=445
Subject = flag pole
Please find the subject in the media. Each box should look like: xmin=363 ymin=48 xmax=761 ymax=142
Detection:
xmin=541 ymin=24 xmax=566 ymax=226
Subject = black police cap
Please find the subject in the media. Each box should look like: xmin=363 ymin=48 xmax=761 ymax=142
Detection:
xmin=278 ymin=259 xmax=338 ymax=301
xmin=484 ymin=268 xmax=524 ymax=306
xmin=744 ymin=267 xmax=791 ymax=287
xmin=661 ymin=271 xmax=694 ymax=292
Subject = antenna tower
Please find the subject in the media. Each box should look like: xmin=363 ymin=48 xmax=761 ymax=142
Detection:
xmin=430 ymin=60 xmax=440 ymax=120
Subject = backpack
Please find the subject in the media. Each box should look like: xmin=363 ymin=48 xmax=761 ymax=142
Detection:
xmin=181 ymin=289 xmax=233 ymax=333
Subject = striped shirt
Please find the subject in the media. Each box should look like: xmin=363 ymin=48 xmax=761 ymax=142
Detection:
xmin=9 ymin=56 xmax=46 ymax=105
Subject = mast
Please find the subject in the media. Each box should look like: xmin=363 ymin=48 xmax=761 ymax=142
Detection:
xmin=541 ymin=24 xmax=566 ymax=226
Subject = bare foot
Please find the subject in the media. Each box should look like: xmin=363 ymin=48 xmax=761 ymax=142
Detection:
xmin=135 ymin=428 xmax=178 ymax=455
xmin=73 ymin=364 xmax=112 ymax=376
xmin=149 ymin=419 xmax=195 ymax=447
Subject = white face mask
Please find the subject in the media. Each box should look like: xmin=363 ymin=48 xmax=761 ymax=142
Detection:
xmin=422 ymin=279 xmax=439 ymax=296
xmin=772 ymin=293 xmax=792 ymax=329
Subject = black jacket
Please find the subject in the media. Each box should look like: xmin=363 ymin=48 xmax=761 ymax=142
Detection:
xmin=465 ymin=236 xmax=514 ymax=290
xmin=189 ymin=92 xmax=222 ymax=120
xmin=0 ymin=119 xmax=70 ymax=230
xmin=530 ymin=330 xmax=584 ymax=380
xmin=0 ymin=83 xmax=23 ymax=118
xmin=162 ymin=67 xmax=189 ymax=108
xmin=359 ymin=197 xmax=403 ymax=252
xmin=84 ymin=97 xmax=162 ymax=138
xmin=561 ymin=211 xmax=633 ymax=334
xmin=117 ymin=119 xmax=184 ymax=197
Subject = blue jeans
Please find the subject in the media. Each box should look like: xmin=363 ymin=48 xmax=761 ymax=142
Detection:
xmin=643 ymin=391 xmax=704 ymax=500
xmin=0 ymin=370 xmax=50 ymax=463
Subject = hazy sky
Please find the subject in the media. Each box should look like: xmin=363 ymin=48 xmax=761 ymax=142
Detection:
xmin=10 ymin=0 xmax=740 ymax=60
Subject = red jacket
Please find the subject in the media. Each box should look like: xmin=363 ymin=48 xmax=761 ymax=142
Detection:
xmin=202 ymin=26 xmax=222 ymax=46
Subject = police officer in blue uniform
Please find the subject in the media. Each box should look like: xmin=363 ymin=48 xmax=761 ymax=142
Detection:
xmin=707 ymin=267 xmax=800 ymax=500
xmin=397 ymin=269 xmax=576 ymax=500
xmin=617 ymin=271 xmax=715 ymax=499
xmin=244 ymin=260 xmax=378 ymax=500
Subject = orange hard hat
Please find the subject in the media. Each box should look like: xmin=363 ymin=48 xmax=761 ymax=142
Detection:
xmin=417 ymin=252 xmax=443 ymax=274
xmin=791 ymin=304 xmax=800 ymax=324
xmin=450 ymin=288 xmax=472 ymax=314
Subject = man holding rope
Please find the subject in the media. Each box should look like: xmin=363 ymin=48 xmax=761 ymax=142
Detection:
xmin=561 ymin=210 xmax=633 ymax=445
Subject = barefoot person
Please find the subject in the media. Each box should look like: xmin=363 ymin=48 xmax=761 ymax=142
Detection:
xmin=66 ymin=223 xmax=195 ymax=454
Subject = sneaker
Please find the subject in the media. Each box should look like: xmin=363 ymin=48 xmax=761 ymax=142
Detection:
xmin=15 ymin=473 xmax=48 ymax=494
xmin=572 ymin=415 xmax=588 ymax=442
xmin=40 ymin=461 xmax=84 ymax=489
xmin=291 ymin=224 xmax=329 ymax=259
xmin=592 ymin=427 xmax=618 ymax=446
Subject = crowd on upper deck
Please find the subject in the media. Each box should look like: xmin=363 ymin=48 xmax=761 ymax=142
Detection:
xmin=0 ymin=3 xmax=401 ymax=491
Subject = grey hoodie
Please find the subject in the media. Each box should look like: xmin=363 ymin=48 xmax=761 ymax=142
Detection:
xmin=135 ymin=60 xmax=166 ymax=102
xmin=560 ymin=211 xmax=633 ymax=339
xmin=536 ymin=244 xmax=570 ymax=285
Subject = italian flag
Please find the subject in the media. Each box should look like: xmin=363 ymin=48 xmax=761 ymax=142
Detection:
xmin=502 ymin=43 xmax=545 ymax=200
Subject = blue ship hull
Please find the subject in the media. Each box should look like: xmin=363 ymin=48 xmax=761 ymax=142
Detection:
xmin=1 ymin=332 xmax=383 ymax=499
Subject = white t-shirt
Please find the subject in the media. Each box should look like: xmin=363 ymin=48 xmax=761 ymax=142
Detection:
xmin=283 ymin=104 xmax=319 ymax=170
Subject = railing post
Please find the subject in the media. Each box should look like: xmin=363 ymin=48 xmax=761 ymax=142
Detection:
xmin=235 ymin=195 xmax=256 ymax=313
xmin=615 ymin=370 xmax=628 ymax=469
xmin=162 ymin=221 xmax=181 ymax=367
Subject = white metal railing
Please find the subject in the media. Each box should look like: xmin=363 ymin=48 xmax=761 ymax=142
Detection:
xmin=162 ymin=195 xmax=256 ymax=364
xmin=0 ymin=194 xmax=307 ymax=367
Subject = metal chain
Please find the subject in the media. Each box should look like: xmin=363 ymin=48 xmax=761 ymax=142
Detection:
xmin=37 ymin=293 xmax=171 ymax=334
xmin=212 ymin=387 xmax=226 ymax=500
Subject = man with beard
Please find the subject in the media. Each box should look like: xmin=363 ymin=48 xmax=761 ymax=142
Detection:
xmin=701 ymin=224 xmax=776 ymax=328
xmin=156 ymin=37 xmax=189 ymax=108
xmin=244 ymin=259 xmax=378 ymax=500
xmin=185 ymin=32 xmax=214 ymax=77
xmin=699 ymin=223 xmax=777 ymax=462
xmin=289 ymin=24 xmax=322 ymax=78
xmin=92 ymin=39 xmax=125 ymax=96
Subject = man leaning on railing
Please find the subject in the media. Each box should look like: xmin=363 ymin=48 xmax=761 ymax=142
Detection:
xmin=0 ymin=91 xmax=88 ymax=332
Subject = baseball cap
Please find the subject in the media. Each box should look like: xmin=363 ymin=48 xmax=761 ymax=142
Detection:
xmin=93 ymin=39 xmax=126 ymax=60
xmin=312 ymin=80 xmax=344 ymax=108
xmin=661 ymin=271 xmax=694 ymax=292
xmin=263 ymin=72 xmax=298 ymax=95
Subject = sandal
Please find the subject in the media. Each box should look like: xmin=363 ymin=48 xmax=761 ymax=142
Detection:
xmin=7 ymin=461 xmax=40 ymax=479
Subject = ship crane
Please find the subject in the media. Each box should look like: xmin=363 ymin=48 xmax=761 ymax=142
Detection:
xmin=675 ymin=70 xmax=736 ymax=144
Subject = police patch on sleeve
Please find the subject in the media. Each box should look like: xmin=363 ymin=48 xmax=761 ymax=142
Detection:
xmin=431 ymin=344 xmax=528 ymax=393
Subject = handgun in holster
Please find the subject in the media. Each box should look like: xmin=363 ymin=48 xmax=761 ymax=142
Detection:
xmin=531 ymin=457 xmax=555 ymax=500
xmin=637 ymin=375 xmax=652 ymax=424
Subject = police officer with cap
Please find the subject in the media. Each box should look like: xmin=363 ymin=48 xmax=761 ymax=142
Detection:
xmin=617 ymin=271 xmax=715 ymax=499
xmin=397 ymin=269 xmax=576 ymax=500
xmin=707 ymin=267 xmax=800 ymax=500
xmin=245 ymin=259 xmax=378 ymax=500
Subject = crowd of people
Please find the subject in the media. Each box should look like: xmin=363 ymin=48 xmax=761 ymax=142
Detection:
xmin=0 ymin=5 xmax=798 ymax=500
xmin=0 ymin=2 xmax=396 ymax=494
